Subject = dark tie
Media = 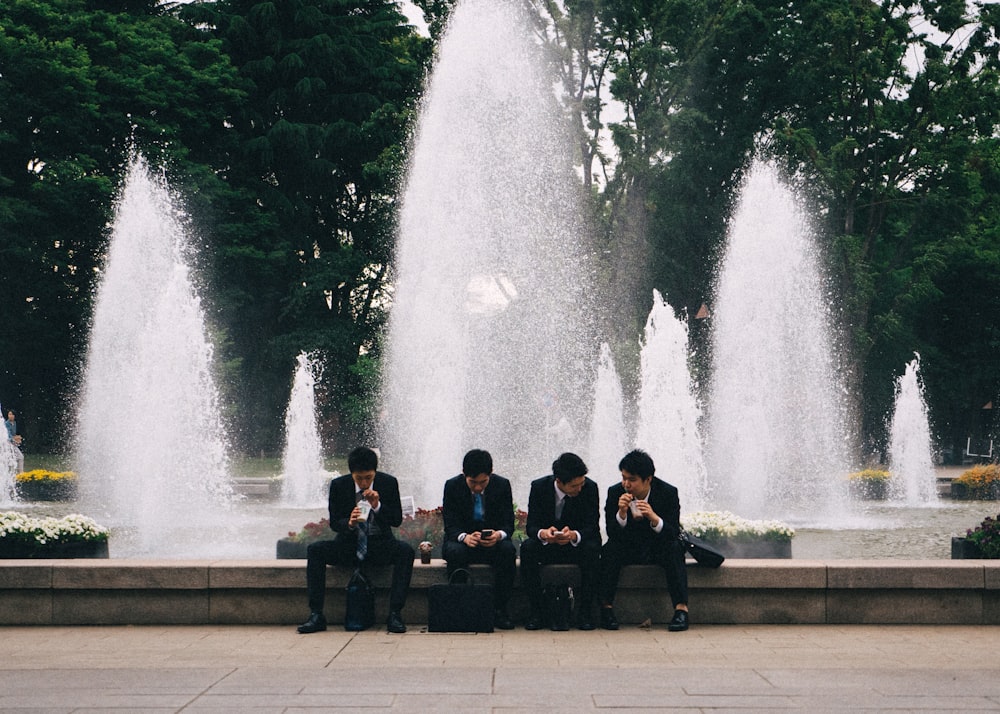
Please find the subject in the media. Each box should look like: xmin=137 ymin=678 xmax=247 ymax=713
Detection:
xmin=555 ymin=495 xmax=565 ymax=521
xmin=473 ymin=493 xmax=484 ymax=521
xmin=356 ymin=493 xmax=368 ymax=561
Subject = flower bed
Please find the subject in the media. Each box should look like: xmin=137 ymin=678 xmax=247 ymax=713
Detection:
xmin=847 ymin=469 xmax=891 ymax=500
xmin=951 ymin=465 xmax=1000 ymax=500
xmin=14 ymin=470 xmax=79 ymax=501
xmin=0 ymin=512 xmax=110 ymax=558
xmin=681 ymin=511 xmax=794 ymax=558
xmin=952 ymin=513 xmax=1000 ymax=559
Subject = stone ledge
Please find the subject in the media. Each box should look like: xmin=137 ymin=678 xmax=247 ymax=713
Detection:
xmin=1 ymin=559 xmax=998 ymax=626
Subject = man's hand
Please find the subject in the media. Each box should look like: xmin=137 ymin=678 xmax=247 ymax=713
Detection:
xmin=632 ymin=500 xmax=660 ymax=528
xmin=617 ymin=492 xmax=633 ymax=520
xmin=348 ymin=505 xmax=363 ymax=528
xmin=478 ymin=531 xmax=500 ymax=548
xmin=539 ymin=526 xmax=559 ymax=544
xmin=551 ymin=527 xmax=575 ymax=545
xmin=463 ymin=531 xmax=482 ymax=548
xmin=361 ymin=488 xmax=380 ymax=510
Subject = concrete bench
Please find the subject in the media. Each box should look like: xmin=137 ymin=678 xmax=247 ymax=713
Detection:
xmin=1 ymin=559 xmax=998 ymax=626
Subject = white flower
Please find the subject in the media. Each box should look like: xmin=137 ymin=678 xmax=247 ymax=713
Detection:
xmin=0 ymin=512 xmax=109 ymax=545
xmin=681 ymin=511 xmax=794 ymax=542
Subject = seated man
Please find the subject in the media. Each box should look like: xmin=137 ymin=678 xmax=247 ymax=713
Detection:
xmin=520 ymin=452 xmax=600 ymax=631
xmin=598 ymin=449 xmax=690 ymax=632
xmin=441 ymin=448 xmax=517 ymax=629
xmin=298 ymin=446 xmax=414 ymax=634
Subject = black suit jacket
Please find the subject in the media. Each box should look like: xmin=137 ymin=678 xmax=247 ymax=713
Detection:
xmin=442 ymin=473 xmax=514 ymax=543
xmin=328 ymin=471 xmax=403 ymax=542
xmin=604 ymin=476 xmax=681 ymax=545
xmin=525 ymin=475 xmax=600 ymax=545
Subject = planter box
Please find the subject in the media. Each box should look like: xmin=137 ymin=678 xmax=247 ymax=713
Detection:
xmin=849 ymin=480 xmax=889 ymax=500
xmin=706 ymin=538 xmax=792 ymax=559
xmin=276 ymin=537 xmax=441 ymax=560
xmin=0 ymin=539 xmax=109 ymax=559
xmin=14 ymin=479 xmax=78 ymax=502
xmin=951 ymin=482 xmax=1000 ymax=500
xmin=951 ymin=536 xmax=990 ymax=559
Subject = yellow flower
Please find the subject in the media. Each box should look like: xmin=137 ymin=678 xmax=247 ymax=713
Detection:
xmin=14 ymin=469 xmax=78 ymax=482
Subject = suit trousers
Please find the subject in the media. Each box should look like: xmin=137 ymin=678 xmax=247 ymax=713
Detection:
xmin=519 ymin=538 xmax=600 ymax=615
xmin=598 ymin=535 xmax=688 ymax=609
xmin=306 ymin=535 xmax=414 ymax=614
xmin=441 ymin=538 xmax=517 ymax=610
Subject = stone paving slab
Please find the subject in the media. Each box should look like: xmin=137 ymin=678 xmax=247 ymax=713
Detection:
xmin=2 ymin=624 xmax=1000 ymax=711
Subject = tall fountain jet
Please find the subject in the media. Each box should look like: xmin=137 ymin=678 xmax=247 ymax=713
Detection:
xmin=75 ymin=155 xmax=234 ymax=556
xmin=888 ymin=354 xmax=937 ymax=504
xmin=636 ymin=290 xmax=708 ymax=510
xmin=281 ymin=352 xmax=327 ymax=507
xmin=707 ymin=161 xmax=851 ymax=521
xmin=587 ymin=343 xmax=629 ymax=486
xmin=380 ymin=0 xmax=595 ymax=504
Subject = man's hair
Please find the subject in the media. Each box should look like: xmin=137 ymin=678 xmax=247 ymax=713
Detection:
xmin=462 ymin=448 xmax=493 ymax=477
xmin=552 ymin=452 xmax=588 ymax=483
xmin=347 ymin=446 xmax=378 ymax=473
xmin=619 ymin=449 xmax=655 ymax=479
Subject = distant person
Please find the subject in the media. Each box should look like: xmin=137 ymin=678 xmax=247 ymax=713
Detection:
xmin=598 ymin=449 xmax=690 ymax=632
xmin=297 ymin=446 xmax=414 ymax=634
xmin=441 ymin=448 xmax=517 ymax=629
xmin=520 ymin=452 xmax=600 ymax=630
xmin=5 ymin=410 xmax=24 ymax=473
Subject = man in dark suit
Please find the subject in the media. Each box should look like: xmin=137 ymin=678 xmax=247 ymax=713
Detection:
xmin=520 ymin=452 xmax=600 ymax=631
xmin=297 ymin=446 xmax=414 ymax=634
xmin=598 ymin=449 xmax=690 ymax=632
xmin=441 ymin=448 xmax=517 ymax=629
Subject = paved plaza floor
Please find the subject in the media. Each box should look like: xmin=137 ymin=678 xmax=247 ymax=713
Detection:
xmin=2 ymin=623 xmax=1000 ymax=712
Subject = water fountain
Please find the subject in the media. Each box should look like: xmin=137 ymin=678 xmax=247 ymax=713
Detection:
xmin=587 ymin=343 xmax=628 ymax=485
xmin=280 ymin=352 xmax=329 ymax=507
xmin=635 ymin=290 xmax=708 ymax=509
xmin=74 ymin=155 xmax=235 ymax=556
xmin=379 ymin=0 xmax=596 ymax=504
xmin=887 ymin=355 xmax=937 ymax=504
xmin=706 ymin=161 xmax=852 ymax=522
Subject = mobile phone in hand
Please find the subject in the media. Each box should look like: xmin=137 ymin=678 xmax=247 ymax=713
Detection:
xmin=480 ymin=529 xmax=494 ymax=538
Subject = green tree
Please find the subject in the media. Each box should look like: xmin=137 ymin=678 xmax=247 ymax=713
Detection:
xmin=0 ymin=0 xmax=243 ymax=451
xmin=182 ymin=0 xmax=428 ymax=450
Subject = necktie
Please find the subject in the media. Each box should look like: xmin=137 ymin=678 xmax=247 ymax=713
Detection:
xmin=473 ymin=492 xmax=484 ymax=521
xmin=356 ymin=493 xmax=368 ymax=561
xmin=555 ymin=495 xmax=565 ymax=521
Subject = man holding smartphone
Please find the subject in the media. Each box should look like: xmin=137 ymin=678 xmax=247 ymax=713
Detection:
xmin=520 ymin=452 xmax=601 ymax=631
xmin=441 ymin=449 xmax=517 ymax=629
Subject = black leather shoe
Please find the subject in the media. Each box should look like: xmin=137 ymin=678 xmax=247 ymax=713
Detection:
xmin=297 ymin=612 xmax=327 ymax=634
xmin=668 ymin=609 xmax=689 ymax=632
xmin=576 ymin=615 xmax=596 ymax=631
xmin=524 ymin=612 xmax=545 ymax=631
xmin=386 ymin=610 xmax=407 ymax=634
xmin=494 ymin=609 xmax=515 ymax=630
xmin=599 ymin=608 xmax=619 ymax=631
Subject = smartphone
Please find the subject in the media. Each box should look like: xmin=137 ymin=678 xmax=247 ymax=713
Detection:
xmin=480 ymin=529 xmax=494 ymax=538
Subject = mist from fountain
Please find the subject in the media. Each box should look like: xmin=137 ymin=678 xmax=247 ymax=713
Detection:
xmin=74 ymin=155 xmax=235 ymax=556
xmin=706 ymin=161 xmax=852 ymax=522
xmin=888 ymin=355 xmax=937 ymax=504
xmin=379 ymin=0 xmax=595 ymax=504
xmin=280 ymin=352 xmax=329 ymax=507
xmin=587 ymin=343 xmax=629 ymax=484
xmin=636 ymin=290 xmax=708 ymax=509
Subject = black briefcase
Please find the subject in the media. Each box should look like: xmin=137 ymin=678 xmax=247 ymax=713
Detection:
xmin=344 ymin=568 xmax=375 ymax=631
xmin=427 ymin=568 xmax=495 ymax=632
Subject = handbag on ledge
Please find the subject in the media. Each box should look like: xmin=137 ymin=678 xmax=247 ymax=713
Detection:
xmin=679 ymin=529 xmax=725 ymax=568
